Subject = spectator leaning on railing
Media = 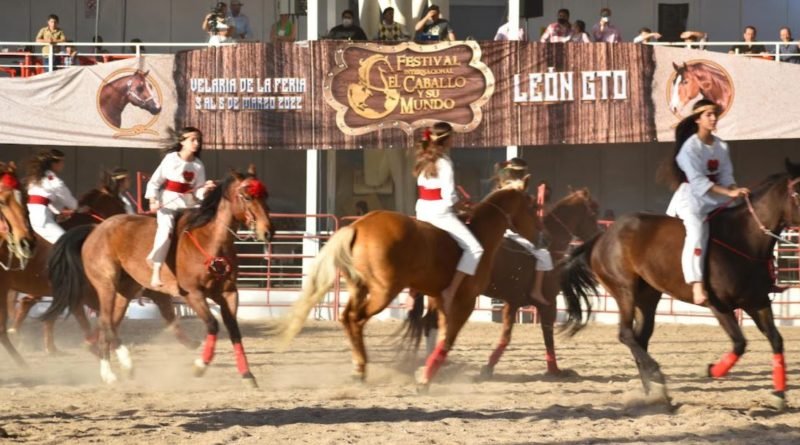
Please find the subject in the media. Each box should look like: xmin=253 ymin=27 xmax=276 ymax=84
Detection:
xmin=570 ymin=20 xmax=592 ymax=43
xmin=633 ymin=27 xmax=661 ymax=43
xmin=35 ymin=14 xmax=66 ymax=58
xmin=227 ymin=0 xmax=251 ymax=40
xmin=729 ymin=25 xmax=767 ymax=55
xmin=326 ymin=9 xmax=368 ymax=41
xmin=681 ymin=30 xmax=708 ymax=49
xmin=415 ymin=5 xmax=455 ymax=43
xmin=778 ymin=27 xmax=800 ymax=64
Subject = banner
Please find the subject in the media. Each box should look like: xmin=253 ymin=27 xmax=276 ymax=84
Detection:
xmin=1 ymin=43 xmax=799 ymax=149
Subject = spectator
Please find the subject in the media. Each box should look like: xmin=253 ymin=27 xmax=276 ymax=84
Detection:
xmin=271 ymin=13 xmax=297 ymax=43
xmin=539 ymin=8 xmax=571 ymax=43
xmin=375 ymin=7 xmax=408 ymax=41
xmin=680 ymin=30 xmax=707 ymax=49
xmin=414 ymin=5 xmax=455 ymax=43
xmin=57 ymin=40 xmax=78 ymax=69
xmin=592 ymin=8 xmax=621 ymax=43
xmin=128 ymin=38 xmax=145 ymax=54
xmin=227 ymin=0 xmax=251 ymax=40
xmin=728 ymin=26 xmax=767 ymax=55
xmin=633 ymin=27 xmax=661 ymax=43
xmin=494 ymin=15 xmax=526 ymax=41
xmin=570 ymin=20 xmax=592 ymax=43
xmin=326 ymin=9 xmax=368 ymax=41
xmin=203 ymin=2 xmax=236 ymax=44
xmin=35 ymin=14 xmax=66 ymax=58
xmin=778 ymin=27 xmax=800 ymax=64
xmin=92 ymin=35 xmax=109 ymax=54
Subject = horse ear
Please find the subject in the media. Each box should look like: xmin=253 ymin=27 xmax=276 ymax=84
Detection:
xmin=672 ymin=62 xmax=679 ymax=71
xmin=247 ymin=163 xmax=257 ymax=176
xmin=683 ymin=62 xmax=688 ymax=70
xmin=523 ymin=174 xmax=530 ymax=190
xmin=785 ymin=158 xmax=800 ymax=178
xmin=229 ymin=168 xmax=243 ymax=180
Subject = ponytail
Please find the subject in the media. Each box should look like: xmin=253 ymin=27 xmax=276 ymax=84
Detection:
xmin=25 ymin=148 xmax=64 ymax=186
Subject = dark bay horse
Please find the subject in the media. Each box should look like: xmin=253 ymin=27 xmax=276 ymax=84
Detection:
xmin=280 ymin=182 xmax=543 ymax=388
xmin=43 ymin=168 xmax=273 ymax=385
xmin=561 ymin=160 xmax=800 ymax=410
xmin=98 ymin=69 xmax=162 ymax=128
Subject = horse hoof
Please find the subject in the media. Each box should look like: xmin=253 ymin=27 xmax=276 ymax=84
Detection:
xmin=648 ymin=382 xmax=672 ymax=406
xmin=183 ymin=340 xmax=202 ymax=350
xmin=415 ymin=382 xmax=430 ymax=394
xmin=767 ymin=392 xmax=787 ymax=412
xmin=101 ymin=372 xmax=118 ymax=385
xmin=242 ymin=373 xmax=258 ymax=389
xmin=479 ymin=365 xmax=494 ymax=380
xmin=193 ymin=359 xmax=208 ymax=378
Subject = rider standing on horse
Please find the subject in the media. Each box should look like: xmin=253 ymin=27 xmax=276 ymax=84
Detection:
xmin=414 ymin=122 xmax=483 ymax=312
xmin=145 ymin=127 xmax=216 ymax=288
xmin=25 ymin=148 xmax=78 ymax=244
xmin=494 ymin=158 xmax=553 ymax=306
xmin=665 ymin=99 xmax=750 ymax=305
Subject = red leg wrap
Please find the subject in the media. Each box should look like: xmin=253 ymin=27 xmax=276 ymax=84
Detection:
xmin=423 ymin=340 xmax=449 ymax=382
xmin=201 ymin=334 xmax=217 ymax=365
xmin=546 ymin=351 xmax=560 ymax=374
xmin=487 ymin=341 xmax=508 ymax=367
xmin=773 ymin=353 xmax=787 ymax=392
xmin=710 ymin=352 xmax=740 ymax=378
xmin=233 ymin=342 xmax=250 ymax=375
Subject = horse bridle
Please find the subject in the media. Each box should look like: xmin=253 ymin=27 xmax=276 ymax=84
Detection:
xmin=126 ymin=79 xmax=158 ymax=106
xmin=742 ymin=177 xmax=800 ymax=248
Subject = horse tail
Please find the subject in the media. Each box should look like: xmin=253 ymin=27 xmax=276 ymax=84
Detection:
xmin=559 ymin=234 xmax=599 ymax=336
xmin=397 ymin=292 xmax=438 ymax=352
xmin=279 ymin=225 xmax=360 ymax=348
xmin=40 ymin=225 xmax=94 ymax=321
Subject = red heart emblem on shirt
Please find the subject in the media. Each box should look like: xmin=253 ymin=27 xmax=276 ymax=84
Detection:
xmin=182 ymin=170 xmax=195 ymax=183
xmin=707 ymin=159 xmax=719 ymax=172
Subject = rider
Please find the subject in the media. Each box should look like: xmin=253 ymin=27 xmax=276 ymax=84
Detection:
xmin=414 ymin=122 xmax=483 ymax=312
xmin=145 ymin=127 xmax=216 ymax=288
xmin=494 ymin=158 xmax=553 ymax=306
xmin=105 ymin=167 xmax=136 ymax=214
xmin=665 ymin=99 xmax=750 ymax=305
xmin=25 ymin=148 xmax=78 ymax=244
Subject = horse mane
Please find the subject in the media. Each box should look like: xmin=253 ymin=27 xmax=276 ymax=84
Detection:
xmin=184 ymin=174 xmax=240 ymax=231
xmin=554 ymin=188 xmax=597 ymax=212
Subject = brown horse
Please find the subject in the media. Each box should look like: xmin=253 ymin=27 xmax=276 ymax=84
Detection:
xmin=42 ymin=168 xmax=273 ymax=385
xmin=670 ymin=62 xmax=733 ymax=115
xmin=280 ymin=182 xmax=543 ymax=388
xmin=98 ymin=69 xmax=162 ymax=128
xmin=560 ymin=159 xmax=800 ymax=410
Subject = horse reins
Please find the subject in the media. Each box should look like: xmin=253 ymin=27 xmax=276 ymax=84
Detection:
xmin=126 ymin=79 xmax=158 ymax=107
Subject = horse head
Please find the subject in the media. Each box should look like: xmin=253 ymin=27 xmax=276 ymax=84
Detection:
xmin=552 ymin=188 xmax=600 ymax=242
xmin=784 ymin=158 xmax=800 ymax=226
xmin=0 ymin=162 xmax=34 ymax=262
xmin=670 ymin=62 xmax=699 ymax=114
xmin=126 ymin=70 xmax=162 ymax=115
xmin=485 ymin=175 xmax=543 ymax=245
xmin=230 ymin=164 xmax=274 ymax=243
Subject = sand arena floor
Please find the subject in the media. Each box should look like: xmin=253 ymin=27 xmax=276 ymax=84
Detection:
xmin=0 ymin=317 xmax=799 ymax=444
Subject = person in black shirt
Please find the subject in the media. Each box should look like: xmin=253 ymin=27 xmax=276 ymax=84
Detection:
xmin=325 ymin=9 xmax=367 ymax=41
xmin=414 ymin=4 xmax=455 ymax=43
xmin=728 ymin=25 xmax=767 ymax=55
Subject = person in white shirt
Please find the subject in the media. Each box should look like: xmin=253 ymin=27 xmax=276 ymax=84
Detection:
xmin=414 ymin=122 xmax=483 ymax=312
xmin=227 ymin=0 xmax=251 ymax=40
xmin=145 ymin=127 xmax=216 ymax=287
xmin=665 ymin=100 xmax=750 ymax=305
xmin=25 ymin=149 xmax=78 ymax=244
xmin=633 ymin=27 xmax=661 ymax=43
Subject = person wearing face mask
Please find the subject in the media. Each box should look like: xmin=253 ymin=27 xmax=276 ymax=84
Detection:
xmin=375 ymin=7 xmax=408 ymax=41
xmin=592 ymin=8 xmax=621 ymax=43
xmin=414 ymin=5 xmax=456 ymax=43
xmin=326 ymin=9 xmax=368 ymax=41
xmin=539 ymin=9 xmax=572 ymax=43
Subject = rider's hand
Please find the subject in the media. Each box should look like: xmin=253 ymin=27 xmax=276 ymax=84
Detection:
xmin=149 ymin=199 xmax=160 ymax=212
xmin=729 ymin=187 xmax=750 ymax=198
xmin=203 ymin=180 xmax=217 ymax=191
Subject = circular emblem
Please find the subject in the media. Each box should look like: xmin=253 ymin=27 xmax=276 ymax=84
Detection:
xmin=666 ymin=60 xmax=734 ymax=119
xmin=96 ymin=68 xmax=163 ymax=137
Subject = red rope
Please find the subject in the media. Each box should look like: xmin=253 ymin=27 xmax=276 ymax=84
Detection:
xmin=183 ymin=230 xmax=231 ymax=280
xmin=710 ymin=238 xmax=768 ymax=263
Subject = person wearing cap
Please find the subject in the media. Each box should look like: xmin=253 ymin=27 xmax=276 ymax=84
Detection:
xmin=591 ymin=8 xmax=621 ymax=43
xmin=24 ymin=149 xmax=78 ymax=244
xmin=665 ymin=99 xmax=750 ymax=305
xmin=227 ymin=0 xmax=251 ymax=40
xmin=271 ymin=13 xmax=297 ymax=43
xmin=414 ymin=5 xmax=455 ymax=43
xmin=375 ymin=7 xmax=408 ymax=41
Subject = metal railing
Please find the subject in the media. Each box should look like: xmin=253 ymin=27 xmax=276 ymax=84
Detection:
xmin=647 ymin=40 xmax=800 ymax=62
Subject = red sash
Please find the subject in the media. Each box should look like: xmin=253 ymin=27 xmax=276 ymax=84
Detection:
xmin=27 ymin=195 xmax=50 ymax=205
xmin=164 ymin=180 xmax=192 ymax=194
xmin=418 ymin=186 xmax=442 ymax=200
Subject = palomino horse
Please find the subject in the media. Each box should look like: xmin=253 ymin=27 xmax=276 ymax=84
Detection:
xmin=403 ymin=189 xmax=600 ymax=377
xmin=43 ymin=168 xmax=272 ymax=385
xmin=561 ymin=159 xmax=800 ymax=410
xmin=280 ymin=182 xmax=543 ymax=388
xmin=0 ymin=162 xmax=36 ymax=366
xmin=6 ymin=176 xmax=195 ymax=355
xmin=98 ymin=69 xmax=162 ymax=128
xmin=669 ymin=62 xmax=733 ymax=115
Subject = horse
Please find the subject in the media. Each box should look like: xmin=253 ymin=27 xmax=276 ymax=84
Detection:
xmin=42 ymin=167 xmax=273 ymax=385
xmin=0 ymin=162 xmax=37 ymax=366
xmin=669 ymin=62 xmax=733 ymax=115
xmin=5 ymin=177 xmax=196 ymax=356
xmin=560 ymin=159 xmax=800 ymax=411
xmin=98 ymin=69 xmax=162 ymax=128
xmin=280 ymin=180 xmax=544 ymax=389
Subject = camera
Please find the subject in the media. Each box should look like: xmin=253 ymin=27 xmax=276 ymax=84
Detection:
xmin=206 ymin=6 xmax=229 ymax=34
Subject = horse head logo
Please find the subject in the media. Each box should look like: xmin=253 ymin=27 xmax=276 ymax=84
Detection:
xmin=346 ymin=54 xmax=400 ymax=120
xmin=97 ymin=68 xmax=163 ymax=137
xmin=668 ymin=60 xmax=734 ymax=118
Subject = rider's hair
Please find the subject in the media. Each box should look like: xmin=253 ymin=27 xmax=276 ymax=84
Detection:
xmin=413 ymin=122 xmax=453 ymax=178
xmin=659 ymin=99 xmax=719 ymax=190
xmin=163 ymin=126 xmax=203 ymax=158
xmin=494 ymin=157 xmax=528 ymax=188
xmin=100 ymin=167 xmax=129 ymax=195
xmin=25 ymin=148 xmax=65 ymax=185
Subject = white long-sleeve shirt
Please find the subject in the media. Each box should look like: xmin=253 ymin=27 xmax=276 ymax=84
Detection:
xmin=672 ymin=134 xmax=735 ymax=214
xmin=415 ymin=156 xmax=458 ymax=218
xmin=145 ymin=152 xmax=206 ymax=210
xmin=26 ymin=170 xmax=77 ymax=211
